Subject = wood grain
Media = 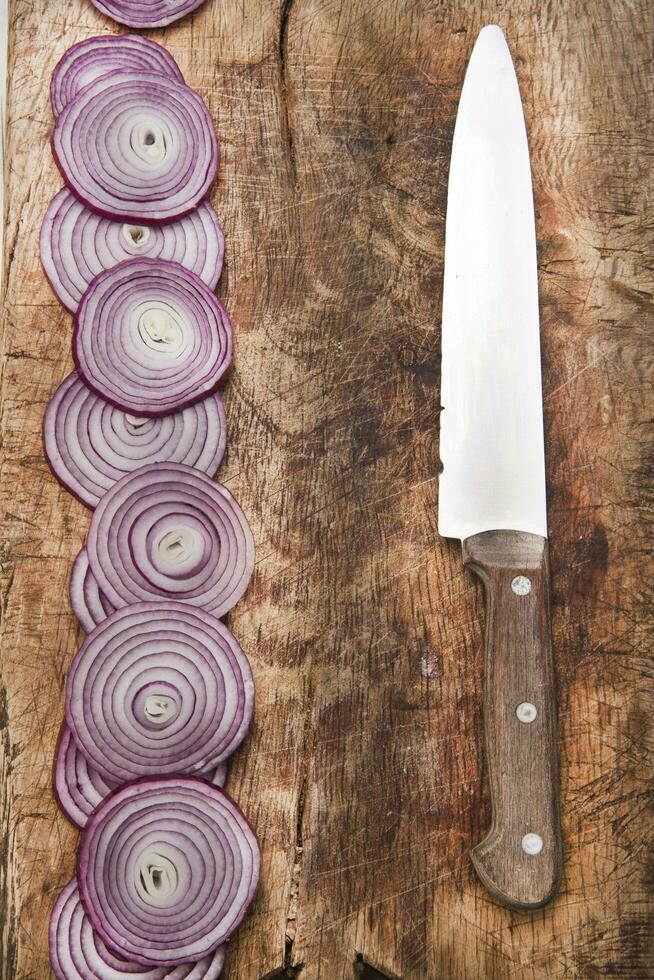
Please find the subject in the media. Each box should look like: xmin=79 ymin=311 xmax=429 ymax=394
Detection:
xmin=462 ymin=531 xmax=562 ymax=911
xmin=2 ymin=1 xmax=653 ymax=977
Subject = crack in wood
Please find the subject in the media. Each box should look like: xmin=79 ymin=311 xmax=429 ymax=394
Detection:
xmin=283 ymin=675 xmax=313 ymax=972
xmin=354 ymin=952 xmax=397 ymax=979
xmin=0 ymin=571 xmax=14 ymax=624
xmin=259 ymin=965 xmax=303 ymax=979
xmin=283 ymin=778 xmax=304 ymax=960
xmin=0 ymin=685 xmax=17 ymax=979
xmin=277 ymin=0 xmax=297 ymax=183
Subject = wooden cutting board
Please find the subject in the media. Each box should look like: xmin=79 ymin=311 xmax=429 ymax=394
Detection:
xmin=2 ymin=1 xmax=652 ymax=977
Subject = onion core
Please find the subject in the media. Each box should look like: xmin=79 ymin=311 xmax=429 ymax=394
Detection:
xmin=86 ymin=463 xmax=254 ymax=617
xmin=44 ymin=372 xmax=227 ymax=508
xmin=40 ymin=189 xmax=224 ymax=313
xmin=77 ymin=777 xmax=260 ymax=965
xmin=52 ymin=71 xmax=218 ymax=223
xmin=73 ymin=259 xmax=232 ymax=417
xmin=65 ymin=601 xmax=254 ymax=782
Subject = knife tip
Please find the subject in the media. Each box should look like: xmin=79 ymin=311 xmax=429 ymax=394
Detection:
xmin=478 ymin=24 xmax=506 ymax=40
xmin=471 ymin=24 xmax=512 ymax=64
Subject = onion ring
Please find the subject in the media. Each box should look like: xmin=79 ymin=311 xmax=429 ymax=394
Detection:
xmin=54 ymin=725 xmax=118 ymax=830
xmin=50 ymin=878 xmax=227 ymax=979
xmin=51 ymin=35 xmax=184 ymax=116
xmin=90 ymin=0 xmax=207 ymax=29
xmin=77 ymin=777 xmax=260 ymax=965
xmin=73 ymin=259 xmax=232 ymax=417
xmin=70 ymin=548 xmax=116 ymax=633
xmin=45 ymin=373 xmax=227 ymax=508
xmin=54 ymin=723 xmax=229 ymax=828
xmin=86 ymin=463 xmax=254 ymax=616
xmin=209 ymin=762 xmax=228 ymax=788
xmin=40 ymin=190 xmax=224 ymax=313
xmin=65 ymin=601 xmax=254 ymax=783
xmin=52 ymin=71 xmax=218 ymax=223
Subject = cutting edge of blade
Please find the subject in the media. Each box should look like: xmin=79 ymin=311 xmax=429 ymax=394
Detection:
xmin=437 ymin=24 xmax=548 ymax=543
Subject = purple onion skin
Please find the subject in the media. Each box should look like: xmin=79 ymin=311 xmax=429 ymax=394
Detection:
xmin=44 ymin=372 xmax=227 ymax=509
xmin=40 ymin=189 xmax=224 ymax=314
xmin=72 ymin=258 xmax=233 ymax=418
xmin=50 ymin=35 xmax=184 ymax=116
xmin=54 ymin=721 xmax=231 ymax=828
xmin=52 ymin=71 xmax=219 ymax=224
xmin=77 ymin=776 xmax=260 ymax=966
xmin=85 ymin=462 xmax=255 ymax=617
xmin=53 ymin=724 xmax=118 ymax=830
xmin=90 ymin=0 xmax=207 ymax=28
xmin=210 ymin=761 xmax=228 ymax=788
xmin=69 ymin=548 xmax=116 ymax=633
xmin=64 ymin=601 xmax=255 ymax=783
xmin=50 ymin=878 xmax=227 ymax=979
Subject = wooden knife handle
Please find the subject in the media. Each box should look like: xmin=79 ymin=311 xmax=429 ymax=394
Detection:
xmin=462 ymin=529 xmax=563 ymax=910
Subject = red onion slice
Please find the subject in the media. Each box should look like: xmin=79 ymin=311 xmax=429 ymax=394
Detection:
xmin=73 ymin=259 xmax=232 ymax=417
xmin=41 ymin=190 xmax=224 ymax=313
xmin=55 ymin=722 xmax=229 ymax=828
xmin=70 ymin=548 xmax=116 ymax=633
xmin=65 ymin=601 xmax=254 ymax=783
xmin=54 ymin=725 xmax=118 ymax=829
xmin=86 ymin=463 xmax=254 ymax=616
xmin=77 ymin=777 xmax=260 ymax=966
xmin=209 ymin=762 xmax=228 ymax=788
xmin=52 ymin=71 xmax=218 ymax=223
xmin=45 ymin=373 xmax=227 ymax=508
xmin=90 ymin=0 xmax=207 ymax=28
xmin=50 ymin=878 xmax=227 ymax=979
xmin=51 ymin=35 xmax=184 ymax=116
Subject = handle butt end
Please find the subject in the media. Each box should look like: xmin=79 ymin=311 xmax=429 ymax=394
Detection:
xmin=471 ymin=832 xmax=562 ymax=911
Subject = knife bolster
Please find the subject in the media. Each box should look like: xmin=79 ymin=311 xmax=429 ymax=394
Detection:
xmin=462 ymin=530 xmax=563 ymax=910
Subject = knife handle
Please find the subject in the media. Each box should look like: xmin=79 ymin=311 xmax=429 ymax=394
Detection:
xmin=462 ymin=529 xmax=562 ymax=910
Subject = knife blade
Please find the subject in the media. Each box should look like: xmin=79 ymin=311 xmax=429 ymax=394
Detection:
xmin=439 ymin=25 xmax=562 ymax=909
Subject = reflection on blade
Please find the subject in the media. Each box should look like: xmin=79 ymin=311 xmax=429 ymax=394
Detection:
xmin=438 ymin=25 xmax=547 ymax=541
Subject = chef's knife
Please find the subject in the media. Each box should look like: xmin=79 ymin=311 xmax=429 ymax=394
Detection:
xmin=439 ymin=25 xmax=562 ymax=909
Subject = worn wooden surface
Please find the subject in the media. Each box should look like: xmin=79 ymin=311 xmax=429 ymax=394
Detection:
xmin=1 ymin=1 xmax=652 ymax=977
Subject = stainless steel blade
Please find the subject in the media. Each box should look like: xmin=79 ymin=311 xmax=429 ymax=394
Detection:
xmin=438 ymin=25 xmax=547 ymax=541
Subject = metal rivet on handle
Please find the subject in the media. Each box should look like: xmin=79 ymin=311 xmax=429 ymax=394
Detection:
xmin=522 ymin=833 xmax=543 ymax=855
xmin=516 ymin=702 xmax=537 ymax=724
xmin=511 ymin=575 xmax=532 ymax=595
